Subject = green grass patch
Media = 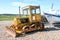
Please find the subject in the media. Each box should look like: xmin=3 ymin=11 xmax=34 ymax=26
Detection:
xmin=0 ymin=15 xmax=18 ymax=21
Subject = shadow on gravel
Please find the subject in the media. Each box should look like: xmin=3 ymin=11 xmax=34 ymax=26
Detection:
xmin=43 ymin=24 xmax=60 ymax=32
xmin=16 ymin=30 xmax=39 ymax=37
xmin=53 ymin=22 xmax=60 ymax=28
xmin=43 ymin=22 xmax=60 ymax=32
xmin=43 ymin=27 xmax=60 ymax=32
xmin=54 ymin=24 xmax=60 ymax=28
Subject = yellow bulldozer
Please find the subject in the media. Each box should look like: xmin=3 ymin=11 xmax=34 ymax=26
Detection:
xmin=6 ymin=5 xmax=44 ymax=37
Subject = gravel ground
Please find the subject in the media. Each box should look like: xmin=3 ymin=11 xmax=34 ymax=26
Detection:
xmin=0 ymin=21 xmax=60 ymax=40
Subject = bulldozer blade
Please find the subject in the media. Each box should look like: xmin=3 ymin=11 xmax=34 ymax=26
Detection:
xmin=6 ymin=27 xmax=16 ymax=37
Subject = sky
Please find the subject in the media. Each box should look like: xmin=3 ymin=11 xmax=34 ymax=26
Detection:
xmin=0 ymin=0 xmax=60 ymax=14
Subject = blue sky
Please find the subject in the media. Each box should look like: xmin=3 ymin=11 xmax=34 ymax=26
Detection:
xmin=0 ymin=0 xmax=60 ymax=14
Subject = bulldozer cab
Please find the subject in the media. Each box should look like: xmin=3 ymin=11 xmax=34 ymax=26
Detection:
xmin=14 ymin=5 xmax=42 ymax=26
xmin=21 ymin=5 xmax=41 ymax=23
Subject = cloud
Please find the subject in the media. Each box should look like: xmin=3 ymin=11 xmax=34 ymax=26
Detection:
xmin=11 ymin=0 xmax=40 ymax=7
xmin=11 ymin=2 xmax=26 ymax=7
xmin=11 ymin=2 xmax=38 ymax=8
xmin=22 ymin=0 xmax=40 ymax=4
xmin=23 ymin=0 xmax=39 ymax=2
